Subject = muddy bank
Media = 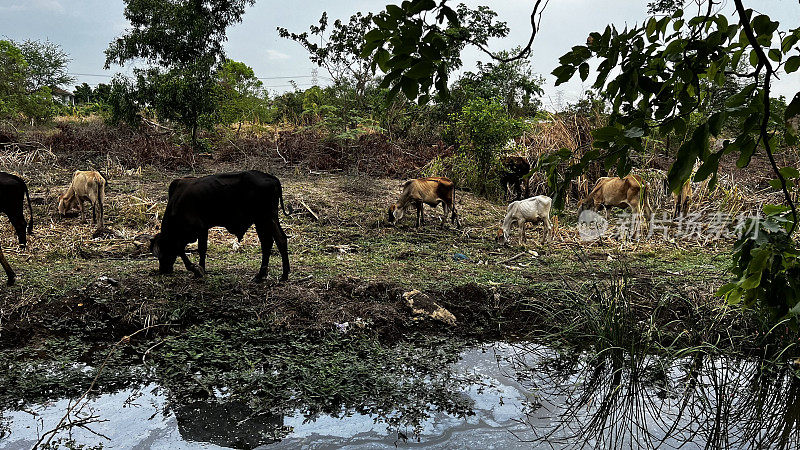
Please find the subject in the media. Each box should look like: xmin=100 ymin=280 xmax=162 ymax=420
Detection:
xmin=1 ymin=269 xmax=731 ymax=353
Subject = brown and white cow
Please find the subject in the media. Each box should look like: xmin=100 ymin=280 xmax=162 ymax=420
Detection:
xmin=387 ymin=177 xmax=460 ymax=228
xmin=577 ymin=174 xmax=652 ymax=219
xmin=58 ymin=170 xmax=107 ymax=228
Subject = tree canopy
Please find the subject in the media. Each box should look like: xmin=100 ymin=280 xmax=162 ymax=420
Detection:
xmin=104 ymin=0 xmax=255 ymax=148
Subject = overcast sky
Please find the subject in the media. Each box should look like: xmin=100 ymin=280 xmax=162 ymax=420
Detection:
xmin=1 ymin=0 xmax=797 ymax=108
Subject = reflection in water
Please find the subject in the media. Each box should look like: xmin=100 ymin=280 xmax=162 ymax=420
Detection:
xmin=3 ymin=341 xmax=800 ymax=449
xmin=173 ymin=401 xmax=284 ymax=449
xmin=505 ymin=343 xmax=800 ymax=449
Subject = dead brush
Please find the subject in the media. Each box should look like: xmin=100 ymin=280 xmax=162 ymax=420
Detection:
xmin=521 ymin=113 xmax=605 ymax=204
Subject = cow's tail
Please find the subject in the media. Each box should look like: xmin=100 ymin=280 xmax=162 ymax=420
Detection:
xmin=279 ymin=185 xmax=292 ymax=216
xmin=25 ymin=183 xmax=33 ymax=234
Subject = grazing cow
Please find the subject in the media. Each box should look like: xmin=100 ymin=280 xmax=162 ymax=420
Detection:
xmin=387 ymin=177 xmax=460 ymax=228
xmin=577 ymin=174 xmax=652 ymax=219
xmin=0 ymin=172 xmax=33 ymax=248
xmin=673 ymin=179 xmax=692 ymax=218
xmin=0 ymin=246 xmax=14 ymax=286
xmin=58 ymin=170 xmax=107 ymax=228
xmin=499 ymin=156 xmax=531 ymax=202
xmin=150 ymin=170 xmax=289 ymax=282
xmin=496 ymin=195 xmax=553 ymax=245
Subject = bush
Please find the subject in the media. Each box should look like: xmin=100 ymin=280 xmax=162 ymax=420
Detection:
xmin=425 ymin=97 xmax=525 ymax=197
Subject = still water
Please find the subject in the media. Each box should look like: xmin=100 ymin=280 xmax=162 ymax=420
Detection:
xmin=2 ymin=342 xmax=799 ymax=449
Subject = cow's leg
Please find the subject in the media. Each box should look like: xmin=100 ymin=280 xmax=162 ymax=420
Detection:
xmin=179 ymin=250 xmax=203 ymax=277
xmin=8 ymin=212 xmax=27 ymax=248
xmin=543 ymin=216 xmax=553 ymax=243
xmin=198 ymin=229 xmax=208 ymax=272
xmin=0 ymin=248 xmax=15 ymax=286
xmin=440 ymin=202 xmax=449 ymax=228
xmin=253 ymin=222 xmax=275 ymax=282
xmin=77 ymin=199 xmax=86 ymax=223
xmin=98 ymin=197 xmax=104 ymax=228
xmin=519 ymin=221 xmax=526 ymax=245
xmin=451 ymin=205 xmax=461 ymax=228
xmin=90 ymin=195 xmax=97 ymax=224
xmin=271 ymin=219 xmax=290 ymax=281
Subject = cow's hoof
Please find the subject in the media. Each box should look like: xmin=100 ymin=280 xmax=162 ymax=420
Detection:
xmin=252 ymin=275 xmax=265 ymax=283
xmin=7 ymin=277 xmax=15 ymax=286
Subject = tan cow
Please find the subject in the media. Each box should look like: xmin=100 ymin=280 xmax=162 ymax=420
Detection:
xmin=388 ymin=177 xmax=460 ymax=228
xmin=0 ymin=246 xmax=14 ymax=286
xmin=577 ymin=174 xmax=652 ymax=219
xmin=58 ymin=170 xmax=107 ymax=227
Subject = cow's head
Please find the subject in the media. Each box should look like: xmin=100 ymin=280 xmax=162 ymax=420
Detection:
xmin=495 ymin=228 xmax=509 ymax=245
xmin=387 ymin=204 xmax=402 ymax=224
xmin=150 ymin=232 xmax=177 ymax=274
xmin=57 ymin=193 xmax=75 ymax=216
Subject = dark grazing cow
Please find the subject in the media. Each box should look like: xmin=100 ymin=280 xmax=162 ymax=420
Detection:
xmin=150 ymin=170 xmax=290 ymax=281
xmin=499 ymin=156 xmax=531 ymax=202
xmin=0 ymin=172 xmax=33 ymax=248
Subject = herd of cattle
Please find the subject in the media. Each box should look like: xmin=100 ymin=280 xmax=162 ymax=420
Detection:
xmin=0 ymin=164 xmax=680 ymax=287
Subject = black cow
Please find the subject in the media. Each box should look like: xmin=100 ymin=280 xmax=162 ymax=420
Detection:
xmin=499 ymin=156 xmax=531 ymax=203
xmin=0 ymin=172 xmax=33 ymax=248
xmin=150 ymin=170 xmax=290 ymax=281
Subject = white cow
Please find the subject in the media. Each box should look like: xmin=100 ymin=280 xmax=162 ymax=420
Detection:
xmin=496 ymin=195 xmax=553 ymax=245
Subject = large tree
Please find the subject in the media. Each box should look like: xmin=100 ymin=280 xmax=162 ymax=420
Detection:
xmin=15 ymin=39 xmax=74 ymax=92
xmin=0 ymin=40 xmax=57 ymax=124
xmin=105 ymin=0 xmax=255 ymax=148
xmin=0 ymin=40 xmax=29 ymax=121
xmin=215 ymin=59 xmax=265 ymax=134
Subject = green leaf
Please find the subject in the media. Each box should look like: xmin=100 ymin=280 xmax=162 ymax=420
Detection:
xmin=768 ymin=48 xmax=782 ymax=62
xmin=786 ymin=55 xmax=800 ymax=74
xmin=400 ymin=76 xmax=418 ymax=99
xmin=735 ymin=138 xmax=757 ymax=168
xmin=763 ymin=204 xmax=791 ymax=215
xmin=386 ymin=4 xmax=404 ymax=19
xmin=768 ymin=178 xmax=794 ymax=190
xmin=749 ymin=49 xmax=760 ymax=67
xmin=375 ymin=48 xmax=391 ymax=72
xmin=364 ymin=29 xmax=386 ymax=43
xmin=785 ymin=93 xmax=800 ymax=120
xmin=646 ymin=17 xmax=657 ymax=37
xmin=404 ymin=59 xmax=433 ymax=79
xmin=782 ymin=34 xmax=799 ymax=53
xmin=673 ymin=117 xmax=687 ymax=136
xmin=592 ymin=126 xmax=621 ymax=141
xmin=579 ymin=62 xmax=590 ymax=81
xmin=552 ymin=65 xmax=577 ymax=85
xmin=716 ymin=282 xmax=739 ymax=297
xmin=779 ymin=166 xmax=800 ymax=179
xmin=407 ymin=0 xmax=436 ymax=14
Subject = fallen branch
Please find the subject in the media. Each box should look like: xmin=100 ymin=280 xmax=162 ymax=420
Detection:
xmin=34 ymin=323 xmax=172 ymax=449
xmin=499 ymin=252 xmax=527 ymax=265
xmin=299 ymin=199 xmax=320 ymax=221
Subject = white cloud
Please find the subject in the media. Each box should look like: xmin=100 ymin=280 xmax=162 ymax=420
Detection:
xmin=0 ymin=0 xmax=64 ymax=13
xmin=265 ymin=49 xmax=290 ymax=60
